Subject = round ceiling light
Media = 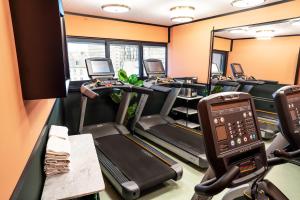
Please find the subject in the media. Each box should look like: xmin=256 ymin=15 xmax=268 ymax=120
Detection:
xmin=255 ymin=29 xmax=275 ymax=40
xmin=170 ymin=6 xmax=195 ymax=23
xmin=101 ymin=4 xmax=130 ymax=13
xmin=231 ymin=0 xmax=266 ymax=8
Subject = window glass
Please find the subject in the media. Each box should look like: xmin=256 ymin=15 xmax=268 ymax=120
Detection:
xmin=212 ymin=51 xmax=227 ymax=75
xmin=109 ymin=44 xmax=139 ymax=77
xmin=67 ymin=40 xmax=105 ymax=81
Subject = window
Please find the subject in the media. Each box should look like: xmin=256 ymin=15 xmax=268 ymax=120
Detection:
xmin=67 ymin=39 xmax=105 ymax=81
xmin=66 ymin=37 xmax=168 ymax=81
xmin=143 ymin=45 xmax=167 ymax=75
xmin=212 ymin=50 xmax=228 ymax=76
xmin=109 ymin=44 xmax=139 ymax=77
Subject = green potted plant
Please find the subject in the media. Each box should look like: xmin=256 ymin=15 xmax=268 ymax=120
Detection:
xmin=110 ymin=69 xmax=144 ymax=125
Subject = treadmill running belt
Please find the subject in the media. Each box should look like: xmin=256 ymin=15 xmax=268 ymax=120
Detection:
xmin=149 ymin=124 xmax=205 ymax=156
xmin=95 ymin=134 xmax=175 ymax=190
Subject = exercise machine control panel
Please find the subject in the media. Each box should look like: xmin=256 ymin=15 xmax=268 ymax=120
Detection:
xmin=80 ymin=57 xmax=126 ymax=99
xmin=211 ymin=100 xmax=259 ymax=154
xmin=274 ymin=85 xmax=300 ymax=149
xmin=198 ymin=92 xmax=267 ymax=186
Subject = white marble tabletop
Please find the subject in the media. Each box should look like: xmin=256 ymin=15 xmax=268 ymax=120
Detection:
xmin=41 ymin=134 xmax=105 ymax=200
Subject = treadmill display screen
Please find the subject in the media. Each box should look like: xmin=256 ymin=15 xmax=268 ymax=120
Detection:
xmin=211 ymin=100 xmax=258 ymax=154
xmin=146 ymin=61 xmax=164 ymax=73
xmin=233 ymin=64 xmax=243 ymax=74
xmin=91 ymin=61 xmax=111 ymax=73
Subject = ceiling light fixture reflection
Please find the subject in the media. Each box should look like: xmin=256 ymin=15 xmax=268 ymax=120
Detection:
xmin=101 ymin=4 xmax=131 ymax=13
xmin=170 ymin=6 xmax=195 ymax=23
xmin=231 ymin=0 xmax=266 ymax=8
xmin=229 ymin=27 xmax=249 ymax=34
xmin=291 ymin=18 xmax=300 ymax=26
xmin=255 ymin=30 xmax=275 ymax=40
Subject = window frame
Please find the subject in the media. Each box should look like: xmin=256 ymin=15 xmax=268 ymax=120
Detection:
xmin=66 ymin=36 xmax=168 ymax=82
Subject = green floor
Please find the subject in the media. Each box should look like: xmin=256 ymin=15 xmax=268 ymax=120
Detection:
xmin=99 ymin=139 xmax=300 ymax=200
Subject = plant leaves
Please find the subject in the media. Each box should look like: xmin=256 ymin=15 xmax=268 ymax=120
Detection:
xmin=118 ymin=69 xmax=128 ymax=82
xmin=128 ymin=74 xmax=139 ymax=85
xmin=127 ymin=103 xmax=138 ymax=119
xmin=110 ymin=92 xmax=122 ymax=104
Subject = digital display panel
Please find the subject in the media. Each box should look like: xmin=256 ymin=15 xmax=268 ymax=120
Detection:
xmin=216 ymin=126 xmax=227 ymax=141
xmin=90 ymin=61 xmax=111 ymax=73
xmin=146 ymin=61 xmax=164 ymax=73
xmin=232 ymin=64 xmax=243 ymax=74
xmin=211 ymin=101 xmax=250 ymax=111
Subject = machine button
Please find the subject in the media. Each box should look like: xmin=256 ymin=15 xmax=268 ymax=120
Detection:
xmin=252 ymin=134 xmax=256 ymax=140
xmin=214 ymin=118 xmax=219 ymax=124
xmin=243 ymin=112 xmax=247 ymax=118
xmin=228 ymin=123 xmax=231 ymax=126
xmin=230 ymin=140 xmax=235 ymax=147
xmin=243 ymin=137 xmax=248 ymax=142
xmin=250 ymin=135 xmax=253 ymax=140
xmin=230 ymin=135 xmax=234 ymax=139
xmin=237 ymin=138 xmax=242 ymax=144
xmin=248 ymin=112 xmax=252 ymax=117
xmin=220 ymin=117 xmax=225 ymax=123
xmin=237 ymin=121 xmax=240 ymax=124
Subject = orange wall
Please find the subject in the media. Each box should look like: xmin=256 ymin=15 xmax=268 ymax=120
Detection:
xmin=213 ymin=37 xmax=231 ymax=52
xmin=227 ymin=36 xmax=300 ymax=84
xmin=169 ymin=1 xmax=300 ymax=83
xmin=65 ymin=14 xmax=169 ymax=43
xmin=0 ymin=1 xmax=55 ymax=199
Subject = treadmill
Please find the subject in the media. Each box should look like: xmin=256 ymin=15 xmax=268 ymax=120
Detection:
xmin=132 ymin=59 xmax=208 ymax=168
xmin=230 ymin=63 xmax=284 ymax=139
xmin=79 ymin=58 xmax=182 ymax=200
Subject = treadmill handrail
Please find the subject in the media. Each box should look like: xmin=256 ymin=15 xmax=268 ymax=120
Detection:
xmin=131 ymin=85 xmax=153 ymax=95
xmin=80 ymin=83 xmax=131 ymax=99
xmin=194 ymin=166 xmax=240 ymax=196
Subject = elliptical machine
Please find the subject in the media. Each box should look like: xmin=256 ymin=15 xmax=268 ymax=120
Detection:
xmin=193 ymin=91 xmax=300 ymax=200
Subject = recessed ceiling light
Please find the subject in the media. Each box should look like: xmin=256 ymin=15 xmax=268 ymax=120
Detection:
xmin=170 ymin=6 xmax=195 ymax=23
xmin=255 ymin=30 xmax=275 ymax=40
xmin=291 ymin=18 xmax=300 ymax=26
xmin=231 ymin=0 xmax=266 ymax=8
xmin=229 ymin=27 xmax=249 ymax=34
xmin=101 ymin=4 xmax=130 ymax=13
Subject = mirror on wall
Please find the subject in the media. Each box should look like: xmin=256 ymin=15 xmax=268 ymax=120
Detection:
xmin=210 ymin=17 xmax=300 ymax=85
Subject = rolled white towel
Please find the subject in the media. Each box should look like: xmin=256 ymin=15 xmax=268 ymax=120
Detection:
xmin=46 ymin=136 xmax=70 ymax=156
xmin=49 ymin=125 xmax=68 ymax=140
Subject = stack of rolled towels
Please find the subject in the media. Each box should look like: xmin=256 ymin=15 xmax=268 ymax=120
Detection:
xmin=44 ymin=125 xmax=71 ymax=176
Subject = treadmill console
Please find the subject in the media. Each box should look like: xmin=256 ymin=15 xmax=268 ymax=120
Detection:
xmin=274 ymin=85 xmax=300 ymax=149
xmin=80 ymin=58 xmax=124 ymax=98
xmin=198 ymin=92 xmax=267 ymax=186
xmin=143 ymin=59 xmax=176 ymax=87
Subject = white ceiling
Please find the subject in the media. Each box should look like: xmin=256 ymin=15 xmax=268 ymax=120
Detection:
xmin=214 ymin=19 xmax=300 ymax=39
xmin=62 ymin=0 xmax=285 ymax=26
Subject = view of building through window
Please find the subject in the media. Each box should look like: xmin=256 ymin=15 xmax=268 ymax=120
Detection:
xmin=67 ymin=41 xmax=105 ymax=81
xmin=67 ymin=38 xmax=167 ymax=80
xmin=109 ymin=44 xmax=139 ymax=77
